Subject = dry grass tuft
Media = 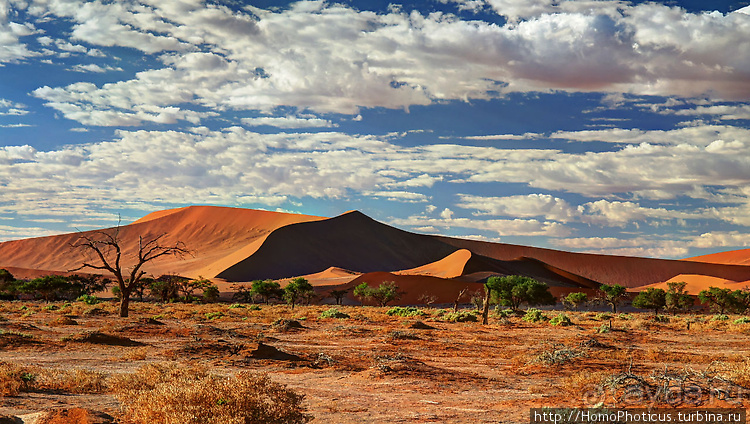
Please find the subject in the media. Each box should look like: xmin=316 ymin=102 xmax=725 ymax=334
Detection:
xmin=0 ymin=361 xmax=37 ymax=396
xmin=37 ymin=369 xmax=108 ymax=394
xmin=112 ymin=363 xmax=311 ymax=424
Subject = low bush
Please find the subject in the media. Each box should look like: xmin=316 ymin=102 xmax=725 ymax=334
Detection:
xmin=531 ymin=342 xmax=585 ymax=366
xmin=386 ymin=306 xmax=425 ymax=317
xmin=0 ymin=361 xmax=36 ymax=396
xmin=549 ymin=313 xmax=572 ymax=326
xmin=711 ymin=314 xmax=729 ymax=321
xmin=594 ymin=312 xmax=611 ymax=321
xmin=596 ymin=323 xmax=611 ymax=334
xmin=494 ymin=308 xmax=513 ymax=318
xmin=205 ymin=312 xmax=224 ymax=320
xmin=734 ymin=317 xmax=750 ymax=324
xmin=320 ymin=308 xmax=350 ymax=319
xmin=76 ymin=294 xmax=99 ymax=305
xmin=443 ymin=311 xmax=478 ymax=323
xmin=522 ymin=308 xmax=547 ymax=323
xmin=113 ymin=364 xmax=311 ymax=424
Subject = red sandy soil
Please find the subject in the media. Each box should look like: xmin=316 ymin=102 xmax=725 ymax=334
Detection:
xmin=2 ymin=302 xmax=750 ymax=424
xmin=4 ymin=206 xmax=750 ymax=302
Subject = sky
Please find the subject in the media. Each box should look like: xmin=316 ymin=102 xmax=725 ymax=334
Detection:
xmin=1 ymin=0 xmax=750 ymax=259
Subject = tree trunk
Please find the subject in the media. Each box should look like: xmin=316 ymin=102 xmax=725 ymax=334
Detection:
xmin=481 ymin=288 xmax=492 ymax=325
xmin=119 ymin=294 xmax=130 ymax=318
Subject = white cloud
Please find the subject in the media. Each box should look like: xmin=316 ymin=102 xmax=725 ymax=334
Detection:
xmin=70 ymin=63 xmax=123 ymax=73
xmin=21 ymin=1 xmax=750 ymax=127
xmin=391 ymin=214 xmax=572 ymax=237
xmin=551 ymin=236 xmax=690 ymax=258
xmin=458 ymin=193 xmax=580 ymax=223
xmin=241 ymin=115 xmax=335 ymax=129
xmin=0 ymin=98 xmax=28 ymax=116
xmin=0 ymin=224 xmax=62 ymax=242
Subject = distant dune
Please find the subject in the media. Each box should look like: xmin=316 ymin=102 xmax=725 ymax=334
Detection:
xmin=684 ymin=249 xmax=750 ymax=266
xmin=3 ymin=206 xmax=750 ymax=302
xmin=634 ymin=274 xmax=750 ymax=294
xmin=438 ymin=237 xmax=750 ymax=289
xmin=0 ymin=206 xmax=323 ymax=279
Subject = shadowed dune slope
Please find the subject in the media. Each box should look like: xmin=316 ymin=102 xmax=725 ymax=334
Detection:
xmin=0 ymin=206 xmax=323 ymax=278
xmin=437 ymin=237 xmax=750 ymax=288
xmin=216 ymin=211 xmax=459 ymax=281
xmin=685 ymin=249 xmax=750 ymax=266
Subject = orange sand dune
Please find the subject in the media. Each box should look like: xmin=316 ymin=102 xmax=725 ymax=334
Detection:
xmin=439 ymin=237 xmax=750 ymax=288
xmin=216 ymin=211 xmax=459 ymax=281
xmin=345 ymin=271 xmax=484 ymax=305
xmin=634 ymin=274 xmax=750 ymax=295
xmin=297 ymin=267 xmax=361 ymax=287
xmin=685 ymin=249 xmax=750 ymax=266
xmin=397 ymin=249 xmax=472 ymax=278
xmin=0 ymin=206 xmax=323 ymax=279
xmin=4 ymin=206 xmax=750 ymax=301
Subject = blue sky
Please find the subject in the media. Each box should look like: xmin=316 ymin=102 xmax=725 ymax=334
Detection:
xmin=2 ymin=0 xmax=750 ymax=259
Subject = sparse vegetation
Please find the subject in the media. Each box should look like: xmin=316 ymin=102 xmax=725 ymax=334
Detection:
xmin=386 ymin=306 xmax=426 ymax=317
xmin=597 ymin=284 xmax=627 ymax=313
xmin=549 ymin=312 xmax=572 ymax=326
xmin=353 ymin=281 xmax=402 ymax=306
xmin=562 ymin=292 xmax=588 ymax=311
xmin=442 ymin=310 xmax=478 ymax=322
xmin=320 ymin=308 xmax=350 ymax=319
xmin=632 ymin=288 xmax=667 ymax=316
xmin=522 ymin=308 xmax=548 ymax=323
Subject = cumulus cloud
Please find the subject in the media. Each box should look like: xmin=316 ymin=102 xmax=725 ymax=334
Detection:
xmin=0 ymin=98 xmax=28 ymax=115
xmin=391 ymin=214 xmax=572 ymax=237
xmin=0 ymin=1 xmax=37 ymax=63
xmin=19 ymin=0 xmax=750 ymax=127
xmin=241 ymin=115 xmax=335 ymax=129
xmin=458 ymin=193 xmax=580 ymax=223
xmin=0 ymin=224 xmax=62 ymax=242
xmin=551 ymin=236 xmax=691 ymax=258
xmin=70 ymin=63 xmax=123 ymax=73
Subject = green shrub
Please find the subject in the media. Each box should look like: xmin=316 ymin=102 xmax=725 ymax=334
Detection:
xmin=443 ymin=311 xmax=478 ymax=322
xmin=522 ymin=308 xmax=547 ymax=323
xmin=617 ymin=313 xmax=632 ymax=320
xmin=76 ymin=294 xmax=99 ymax=305
xmin=596 ymin=323 xmax=611 ymax=334
xmin=320 ymin=308 xmax=350 ymax=319
xmin=711 ymin=314 xmax=729 ymax=321
xmin=42 ymin=304 xmax=57 ymax=311
xmin=549 ymin=313 xmax=572 ymax=326
xmin=494 ymin=307 xmax=513 ymax=318
xmin=386 ymin=306 xmax=425 ymax=317
xmin=248 ymin=305 xmax=261 ymax=311
xmin=228 ymin=304 xmax=245 ymax=309
xmin=205 ymin=312 xmax=224 ymax=320
xmin=653 ymin=315 xmax=669 ymax=323
xmin=594 ymin=312 xmax=611 ymax=321
xmin=734 ymin=317 xmax=750 ymax=324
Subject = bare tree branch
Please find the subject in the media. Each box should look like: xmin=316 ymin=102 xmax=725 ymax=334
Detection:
xmin=69 ymin=221 xmax=190 ymax=317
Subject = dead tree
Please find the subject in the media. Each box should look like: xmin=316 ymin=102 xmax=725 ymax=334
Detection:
xmin=70 ymin=223 xmax=190 ymax=317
